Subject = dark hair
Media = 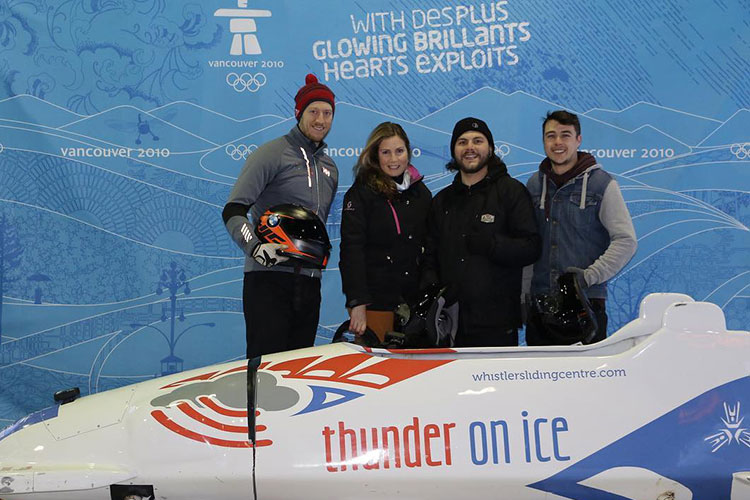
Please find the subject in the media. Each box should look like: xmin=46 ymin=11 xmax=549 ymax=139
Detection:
xmin=445 ymin=153 xmax=506 ymax=173
xmin=354 ymin=122 xmax=411 ymax=198
xmin=543 ymin=110 xmax=581 ymax=136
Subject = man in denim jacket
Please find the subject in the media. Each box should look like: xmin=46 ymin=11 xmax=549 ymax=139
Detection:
xmin=526 ymin=110 xmax=636 ymax=344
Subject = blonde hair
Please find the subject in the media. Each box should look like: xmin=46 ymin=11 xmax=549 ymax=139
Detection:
xmin=354 ymin=122 xmax=411 ymax=198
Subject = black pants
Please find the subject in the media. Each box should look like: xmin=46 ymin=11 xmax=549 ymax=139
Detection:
xmin=243 ymin=271 xmax=321 ymax=359
xmin=454 ymin=301 xmax=519 ymax=347
xmin=525 ymin=298 xmax=608 ymax=346
xmin=589 ymin=298 xmax=608 ymax=343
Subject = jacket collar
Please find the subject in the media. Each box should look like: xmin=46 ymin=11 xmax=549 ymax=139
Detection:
xmin=539 ymin=152 xmax=598 ymax=188
xmin=287 ymin=125 xmax=328 ymax=156
xmin=407 ymin=164 xmax=423 ymax=183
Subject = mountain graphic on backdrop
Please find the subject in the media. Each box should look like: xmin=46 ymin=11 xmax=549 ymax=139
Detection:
xmin=584 ymin=102 xmax=721 ymax=146
xmin=60 ymin=106 xmax=218 ymax=152
xmin=0 ymin=95 xmax=82 ymax=128
xmin=416 ymin=88 xmax=691 ymax=172
xmin=698 ymin=109 xmax=750 ymax=147
xmin=150 ymin=102 xmax=288 ymax=145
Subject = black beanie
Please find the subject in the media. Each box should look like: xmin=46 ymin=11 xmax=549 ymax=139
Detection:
xmin=450 ymin=117 xmax=494 ymax=159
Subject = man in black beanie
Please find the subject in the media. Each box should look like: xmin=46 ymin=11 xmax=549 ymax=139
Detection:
xmin=421 ymin=117 xmax=541 ymax=346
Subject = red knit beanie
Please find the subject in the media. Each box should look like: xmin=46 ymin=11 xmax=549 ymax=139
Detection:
xmin=294 ymin=74 xmax=335 ymax=120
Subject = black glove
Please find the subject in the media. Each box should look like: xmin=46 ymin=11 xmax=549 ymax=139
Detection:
xmin=564 ymin=266 xmax=589 ymax=288
xmin=442 ymin=283 xmax=459 ymax=306
xmin=465 ymin=232 xmax=495 ymax=256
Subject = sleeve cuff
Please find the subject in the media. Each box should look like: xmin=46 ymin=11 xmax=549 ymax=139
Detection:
xmin=345 ymin=298 xmax=369 ymax=309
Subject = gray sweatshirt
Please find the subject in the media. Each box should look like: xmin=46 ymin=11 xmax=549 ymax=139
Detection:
xmin=223 ymin=125 xmax=339 ymax=278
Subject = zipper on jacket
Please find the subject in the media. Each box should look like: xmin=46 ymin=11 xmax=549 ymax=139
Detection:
xmin=299 ymin=146 xmax=323 ymax=216
xmin=299 ymin=147 xmax=313 ymax=189
xmin=313 ymin=155 xmax=321 ymax=215
xmin=387 ymin=200 xmax=402 ymax=235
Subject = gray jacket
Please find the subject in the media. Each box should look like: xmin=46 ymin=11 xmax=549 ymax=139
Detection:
xmin=223 ymin=125 xmax=338 ymax=278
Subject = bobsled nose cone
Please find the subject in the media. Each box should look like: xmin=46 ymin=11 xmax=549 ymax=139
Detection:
xmin=0 ymin=391 xmax=138 ymax=499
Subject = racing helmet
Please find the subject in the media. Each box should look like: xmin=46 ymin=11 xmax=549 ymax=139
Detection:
xmin=394 ymin=284 xmax=459 ymax=347
xmin=527 ymin=272 xmax=598 ymax=345
xmin=255 ymin=204 xmax=331 ymax=269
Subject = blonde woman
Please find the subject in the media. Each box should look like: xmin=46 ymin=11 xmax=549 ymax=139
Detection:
xmin=339 ymin=122 xmax=432 ymax=342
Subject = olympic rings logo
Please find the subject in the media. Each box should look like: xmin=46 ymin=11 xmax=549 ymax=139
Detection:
xmin=225 ymin=144 xmax=258 ymax=161
xmin=226 ymin=72 xmax=267 ymax=93
xmin=730 ymin=143 xmax=750 ymax=160
xmin=495 ymin=143 xmax=511 ymax=158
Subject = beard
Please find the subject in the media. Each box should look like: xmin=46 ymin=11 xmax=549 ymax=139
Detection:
xmin=456 ymin=151 xmax=491 ymax=174
xmin=302 ymin=125 xmax=329 ymax=143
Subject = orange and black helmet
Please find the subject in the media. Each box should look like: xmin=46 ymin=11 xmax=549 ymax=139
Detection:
xmin=255 ymin=204 xmax=331 ymax=269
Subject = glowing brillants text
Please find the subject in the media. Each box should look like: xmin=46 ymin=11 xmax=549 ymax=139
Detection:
xmin=322 ymin=417 xmax=456 ymax=472
xmin=315 ymin=2 xmax=532 ymax=81
xmin=313 ymin=35 xmax=409 ymax=81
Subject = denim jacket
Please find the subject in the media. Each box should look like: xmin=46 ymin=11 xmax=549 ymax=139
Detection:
xmin=526 ymin=165 xmax=636 ymax=300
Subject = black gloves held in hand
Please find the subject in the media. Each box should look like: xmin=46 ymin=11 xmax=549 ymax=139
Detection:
xmin=565 ymin=266 xmax=589 ymax=288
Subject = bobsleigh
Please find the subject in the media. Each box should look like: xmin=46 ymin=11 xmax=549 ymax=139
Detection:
xmin=0 ymin=293 xmax=748 ymax=500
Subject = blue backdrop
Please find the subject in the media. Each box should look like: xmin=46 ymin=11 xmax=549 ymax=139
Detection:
xmin=0 ymin=0 xmax=748 ymax=426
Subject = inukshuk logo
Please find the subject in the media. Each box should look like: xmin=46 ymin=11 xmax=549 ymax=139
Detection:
xmin=214 ymin=0 xmax=272 ymax=56
xmin=705 ymin=402 xmax=750 ymax=452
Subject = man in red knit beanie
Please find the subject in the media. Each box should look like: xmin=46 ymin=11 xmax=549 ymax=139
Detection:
xmin=223 ymin=73 xmax=339 ymax=359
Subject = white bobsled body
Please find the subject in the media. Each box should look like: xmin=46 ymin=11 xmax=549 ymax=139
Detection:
xmin=1 ymin=293 xmax=748 ymax=500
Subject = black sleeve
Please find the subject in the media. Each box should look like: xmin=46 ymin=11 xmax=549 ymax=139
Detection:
xmin=419 ymin=195 xmax=441 ymax=290
xmin=489 ymin=180 xmax=542 ymax=267
xmin=339 ymin=186 xmax=371 ymax=308
xmin=222 ymin=202 xmax=250 ymax=225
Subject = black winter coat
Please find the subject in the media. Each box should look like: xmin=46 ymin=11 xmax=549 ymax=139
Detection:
xmin=340 ymin=169 xmax=432 ymax=310
xmin=422 ymin=161 xmax=541 ymax=343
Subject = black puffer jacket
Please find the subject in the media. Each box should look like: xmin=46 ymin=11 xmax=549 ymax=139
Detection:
xmin=340 ymin=166 xmax=432 ymax=310
xmin=422 ymin=160 xmax=541 ymax=340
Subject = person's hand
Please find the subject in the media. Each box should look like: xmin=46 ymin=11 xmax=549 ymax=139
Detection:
xmin=565 ymin=266 xmax=588 ymax=287
xmin=348 ymin=304 xmax=367 ymax=335
xmin=252 ymin=243 xmax=289 ymax=267
xmin=465 ymin=232 xmax=494 ymax=256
